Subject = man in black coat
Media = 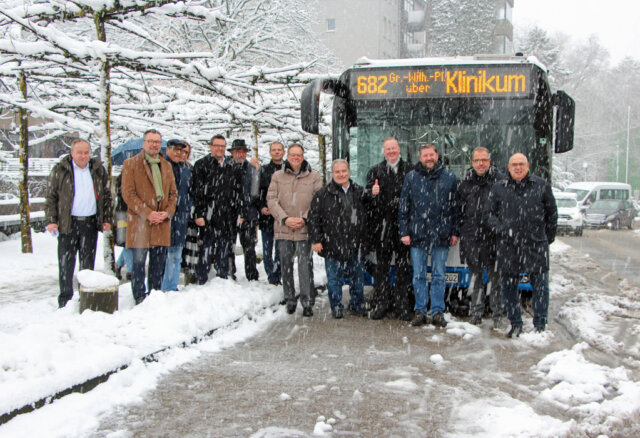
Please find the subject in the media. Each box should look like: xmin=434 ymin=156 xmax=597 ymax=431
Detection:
xmin=485 ymin=153 xmax=557 ymax=338
xmin=458 ymin=147 xmax=505 ymax=329
xmin=363 ymin=137 xmax=413 ymax=321
xmin=229 ymin=139 xmax=260 ymax=281
xmin=257 ymin=141 xmax=285 ymax=285
xmin=192 ymin=134 xmax=244 ymax=283
xmin=309 ymin=160 xmax=367 ymax=319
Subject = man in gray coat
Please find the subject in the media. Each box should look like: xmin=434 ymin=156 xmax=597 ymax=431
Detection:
xmin=45 ymin=139 xmax=112 ymax=308
xmin=267 ymin=144 xmax=323 ymax=316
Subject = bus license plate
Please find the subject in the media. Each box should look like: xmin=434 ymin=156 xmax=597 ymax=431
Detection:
xmin=426 ymin=272 xmax=459 ymax=284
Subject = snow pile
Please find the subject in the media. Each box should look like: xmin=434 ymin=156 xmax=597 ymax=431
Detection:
xmin=0 ymin=234 xmax=282 ymax=419
xmin=76 ymin=269 xmax=120 ymax=289
xmin=535 ymin=343 xmax=640 ymax=436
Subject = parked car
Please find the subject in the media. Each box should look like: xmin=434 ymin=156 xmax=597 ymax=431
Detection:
xmin=554 ymin=192 xmax=583 ymax=236
xmin=583 ymin=199 xmax=635 ymax=230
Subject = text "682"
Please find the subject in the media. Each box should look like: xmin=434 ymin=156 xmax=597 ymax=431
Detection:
xmin=356 ymin=75 xmax=388 ymax=94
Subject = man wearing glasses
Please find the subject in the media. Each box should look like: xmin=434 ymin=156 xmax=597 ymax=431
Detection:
xmin=267 ymin=144 xmax=322 ymax=316
xmin=161 ymin=139 xmax=193 ymax=291
xmin=458 ymin=147 xmax=505 ymax=329
xmin=484 ymin=153 xmax=557 ymax=338
xmin=192 ymin=134 xmax=244 ymax=283
xmin=122 ymin=129 xmax=177 ymax=304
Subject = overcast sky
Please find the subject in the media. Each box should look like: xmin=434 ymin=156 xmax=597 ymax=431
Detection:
xmin=513 ymin=0 xmax=640 ymax=64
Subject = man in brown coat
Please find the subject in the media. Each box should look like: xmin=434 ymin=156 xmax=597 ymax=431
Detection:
xmin=122 ymin=129 xmax=177 ymax=304
xmin=267 ymin=143 xmax=322 ymax=316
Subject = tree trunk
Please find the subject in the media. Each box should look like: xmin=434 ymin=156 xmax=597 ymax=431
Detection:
xmin=18 ymin=70 xmax=33 ymax=253
xmin=252 ymin=121 xmax=260 ymax=158
xmin=95 ymin=13 xmax=115 ymax=275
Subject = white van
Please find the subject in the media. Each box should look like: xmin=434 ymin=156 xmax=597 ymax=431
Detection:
xmin=564 ymin=182 xmax=632 ymax=211
xmin=554 ymin=192 xmax=583 ymax=235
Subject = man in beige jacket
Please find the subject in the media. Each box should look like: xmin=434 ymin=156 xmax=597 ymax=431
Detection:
xmin=267 ymin=144 xmax=322 ymax=316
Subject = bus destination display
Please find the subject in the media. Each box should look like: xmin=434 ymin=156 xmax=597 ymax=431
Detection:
xmin=350 ymin=65 xmax=532 ymax=99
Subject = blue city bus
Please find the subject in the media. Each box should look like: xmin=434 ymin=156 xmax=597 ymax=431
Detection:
xmin=300 ymin=54 xmax=575 ymax=314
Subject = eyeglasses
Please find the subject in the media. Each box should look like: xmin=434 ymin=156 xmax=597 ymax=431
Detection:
xmin=170 ymin=147 xmax=188 ymax=154
xmin=288 ymin=153 xmax=303 ymax=158
xmin=211 ymin=143 xmax=226 ymax=148
xmin=509 ymin=162 xmax=527 ymax=167
xmin=472 ymin=158 xmax=490 ymax=163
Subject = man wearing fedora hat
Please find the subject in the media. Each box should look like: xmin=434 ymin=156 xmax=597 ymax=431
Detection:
xmin=229 ymin=139 xmax=260 ymax=281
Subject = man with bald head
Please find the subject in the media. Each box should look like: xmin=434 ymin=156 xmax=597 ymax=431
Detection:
xmin=45 ymin=139 xmax=112 ymax=308
xmin=484 ymin=153 xmax=557 ymax=338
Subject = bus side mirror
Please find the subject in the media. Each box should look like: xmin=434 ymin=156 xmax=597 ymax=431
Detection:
xmin=301 ymin=79 xmax=343 ymax=135
xmin=301 ymin=80 xmax=323 ymax=135
xmin=554 ymin=90 xmax=575 ymax=153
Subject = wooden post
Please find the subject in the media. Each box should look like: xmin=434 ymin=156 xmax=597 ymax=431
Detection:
xmin=77 ymin=270 xmax=119 ymax=314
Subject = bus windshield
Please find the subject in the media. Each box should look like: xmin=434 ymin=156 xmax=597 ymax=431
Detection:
xmin=564 ymin=188 xmax=589 ymax=201
xmin=344 ymin=98 xmax=546 ymax=185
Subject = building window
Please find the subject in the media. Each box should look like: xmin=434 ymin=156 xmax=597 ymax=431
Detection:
xmin=327 ymin=18 xmax=336 ymax=31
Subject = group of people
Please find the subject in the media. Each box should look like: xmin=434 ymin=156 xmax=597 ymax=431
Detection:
xmin=306 ymin=137 xmax=557 ymax=338
xmin=45 ymin=131 xmax=557 ymax=338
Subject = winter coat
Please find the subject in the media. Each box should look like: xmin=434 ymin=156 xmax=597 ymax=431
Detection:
xmin=45 ymin=155 xmax=112 ymax=235
xmin=167 ymin=158 xmax=193 ymax=247
xmin=121 ymin=151 xmax=177 ymax=248
xmin=484 ymin=173 xmax=558 ymax=275
xmin=192 ymin=154 xmax=244 ymax=233
xmin=398 ymin=161 xmax=461 ymax=249
xmin=267 ymin=160 xmax=323 ymax=241
xmin=257 ymin=160 xmax=285 ymax=232
xmin=457 ymin=166 xmax=505 ymax=267
xmin=308 ymin=180 xmax=366 ymax=261
xmin=237 ymin=160 xmax=260 ymax=229
xmin=363 ymin=158 xmax=413 ymax=250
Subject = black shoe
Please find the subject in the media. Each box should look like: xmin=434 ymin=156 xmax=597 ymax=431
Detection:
xmin=279 ymin=299 xmax=287 ymax=306
xmin=302 ymin=307 xmax=313 ymax=317
xmin=410 ymin=312 xmax=427 ymax=327
xmin=286 ymin=303 xmax=297 ymax=314
xmin=134 ymin=295 xmax=146 ymax=305
xmin=349 ymin=307 xmax=367 ymax=317
xmin=115 ymin=265 xmax=123 ymax=280
xmin=370 ymin=306 xmax=388 ymax=320
xmin=397 ymin=312 xmax=413 ymax=322
xmin=469 ymin=315 xmax=482 ymax=326
xmin=507 ymin=324 xmax=523 ymax=338
xmin=432 ymin=313 xmax=448 ymax=328
xmin=534 ymin=326 xmax=546 ymax=333
xmin=331 ymin=307 xmax=343 ymax=319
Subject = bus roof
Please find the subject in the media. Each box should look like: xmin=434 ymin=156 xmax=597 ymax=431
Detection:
xmin=351 ymin=54 xmax=547 ymax=72
xmin=565 ymin=182 xmax=631 ymax=190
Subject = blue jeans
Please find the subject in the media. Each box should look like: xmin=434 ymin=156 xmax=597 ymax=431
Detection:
xmin=131 ymin=246 xmax=168 ymax=301
xmin=502 ymin=272 xmax=549 ymax=328
xmin=410 ymin=246 xmax=449 ymax=316
xmin=161 ymin=245 xmax=184 ymax=291
xmin=261 ymin=230 xmax=281 ymax=284
xmin=325 ymin=254 xmax=365 ymax=310
xmin=116 ymin=247 xmax=133 ymax=272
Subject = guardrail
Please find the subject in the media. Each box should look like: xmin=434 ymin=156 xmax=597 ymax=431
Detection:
xmin=0 ymin=158 xmax=59 ymax=176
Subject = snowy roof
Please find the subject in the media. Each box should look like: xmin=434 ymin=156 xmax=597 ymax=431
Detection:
xmin=352 ymin=55 xmax=548 ymax=72
xmin=565 ymin=181 xmax=632 ymax=190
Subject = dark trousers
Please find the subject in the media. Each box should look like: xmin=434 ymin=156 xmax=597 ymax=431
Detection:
xmin=261 ymin=230 xmax=281 ymax=284
xmin=469 ymin=263 xmax=503 ymax=320
xmin=230 ymin=226 xmax=259 ymax=281
xmin=371 ymin=242 xmax=413 ymax=316
xmin=196 ymin=229 xmax=232 ymax=284
xmin=279 ymin=240 xmax=314 ymax=309
xmin=57 ymin=216 xmax=98 ymax=307
xmin=501 ymin=272 xmax=549 ymax=328
xmin=131 ymin=246 xmax=168 ymax=301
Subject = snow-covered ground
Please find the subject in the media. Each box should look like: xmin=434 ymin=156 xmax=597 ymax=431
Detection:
xmin=0 ymin=233 xmax=639 ymax=437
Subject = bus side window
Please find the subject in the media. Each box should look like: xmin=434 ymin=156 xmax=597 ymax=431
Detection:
xmin=585 ymin=192 xmax=597 ymax=205
xmin=600 ymin=189 xmax=612 ymax=200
